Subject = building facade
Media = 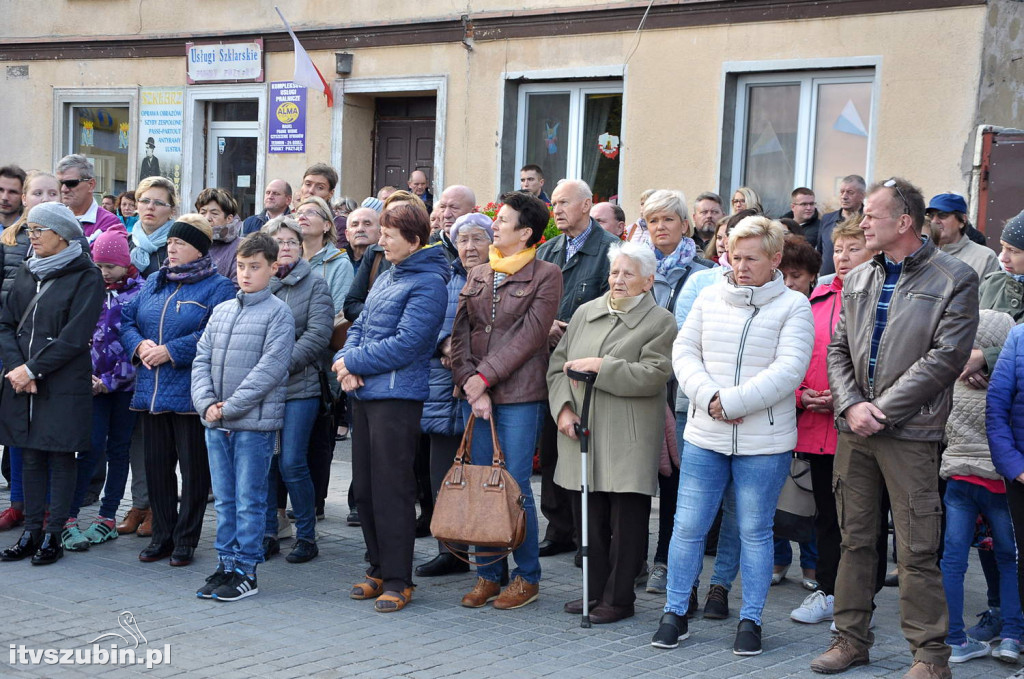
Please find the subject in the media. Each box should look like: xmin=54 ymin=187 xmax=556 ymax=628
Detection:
xmin=1 ymin=0 xmax=1021 ymax=225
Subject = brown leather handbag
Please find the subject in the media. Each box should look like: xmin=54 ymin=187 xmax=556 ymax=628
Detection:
xmin=430 ymin=414 xmax=527 ymax=566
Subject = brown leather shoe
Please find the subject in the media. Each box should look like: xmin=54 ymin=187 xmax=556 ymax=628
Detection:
xmin=902 ymin=660 xmax=951 ymax=679
xmin=493 ymin=576 xmax=539 ymax=610
xmin=460 ymin=577 xmax=501 ymax=608
xmin=810 ymin=635 xmax=870 ymax=674
xmin=589 ymin=603 xmax=634 ymax=624
xmin=116 ymin=508 xmax=146 ymax=535
xmin=135 ymin=510 xmax=153 ymax=538
xmin=563 ymin=598 xmax=598 ymax=614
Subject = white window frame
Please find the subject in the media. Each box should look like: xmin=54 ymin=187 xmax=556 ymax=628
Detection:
xmin=513 ymin=80 xmax=623 ymax=190
xmin=730 ymin=69 xmax=876 ymax=197
xmin=182 ymin=84 xmax=267 ymax=213
xmin=52 ymin=88 xmax=140 ymax=190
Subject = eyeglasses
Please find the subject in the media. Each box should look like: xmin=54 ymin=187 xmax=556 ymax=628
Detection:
xmin=295 ymin=209 xmax=326 ymax=220
xmin=59 ymin=178 xmax=89 ymax=189
xmin=731 ymin=199 xmax=745 ymax=205
xmin=26 ymin=227 xmax=53 ymax=237
xmin=138 ymin=198 xmax=171 ymax=208
xmin=883 ymin=179 xmax=909 ymax=216
xmin=274 ymin=239 xmax=300 ymax=248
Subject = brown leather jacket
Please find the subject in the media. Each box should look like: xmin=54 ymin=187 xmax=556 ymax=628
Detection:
xmin=451 ymin=257 xmax=562 ymax=405
xmin=827 ymin=238 xmax=979 ymax=441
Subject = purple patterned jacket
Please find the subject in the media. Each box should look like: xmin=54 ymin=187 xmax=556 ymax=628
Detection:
xmin=92 ymin=273 xmax=144 ymax=392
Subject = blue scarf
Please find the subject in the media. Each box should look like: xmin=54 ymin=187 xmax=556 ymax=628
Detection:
xmin=131 ymin=220 xmax=172 ymax=271
xmin=654 ymin=237 xmax=697 ymax=276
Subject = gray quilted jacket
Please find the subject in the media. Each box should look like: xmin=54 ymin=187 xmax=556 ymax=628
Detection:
xmin=270 ymin=258 xmax=334 ymax=400
xmin=941 ymin=309 xmax=1015 ymax=480
xmin=191 ymin=286 xmax=294 ymax=431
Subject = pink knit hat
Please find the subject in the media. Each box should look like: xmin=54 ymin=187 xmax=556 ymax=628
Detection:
xmin=91 ymin=228 xmax=131 ymax=267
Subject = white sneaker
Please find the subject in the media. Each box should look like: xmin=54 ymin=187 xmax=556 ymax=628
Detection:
xmin=276 ymin=509 xmax=294 ymax=541
xmin=830 ymin=613 xmax=875 ymax=632
xmin=791 ymin=591 xmax=834 ymax=624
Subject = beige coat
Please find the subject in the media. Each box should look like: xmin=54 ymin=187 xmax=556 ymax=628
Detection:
xmin=547 ymin=291 xmax=677 ymax=496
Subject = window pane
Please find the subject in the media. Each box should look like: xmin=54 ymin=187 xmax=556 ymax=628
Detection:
xmin=812 ymin=82 xmax=871 ymax=204
xmin=742 ymin=84 xmax=799 ymax=217
xmin=211 ymin=101 xmax=259 ymax=122
xmin=72 ymin=105 xmax=131 ymax=197
xmin=524 ymin=93 xmax=570 ymax=187
xmin=581 ymin=93 xmax=622 ymax=203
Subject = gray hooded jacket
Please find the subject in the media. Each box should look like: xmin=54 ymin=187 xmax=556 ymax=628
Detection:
xmin=270 ymin=258 xmax=334 ymax=400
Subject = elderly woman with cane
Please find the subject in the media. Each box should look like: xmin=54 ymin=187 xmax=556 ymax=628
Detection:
xmin=652 ymin=216 xmax=813 ymax=655
xmin=548 ymin=241 xmax=677 ymax=623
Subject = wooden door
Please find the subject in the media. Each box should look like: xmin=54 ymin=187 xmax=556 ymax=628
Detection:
xmin=373 ymin=97 xmax=436 ymax=195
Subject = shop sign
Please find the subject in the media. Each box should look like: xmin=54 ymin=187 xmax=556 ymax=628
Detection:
xmin=268 ymin=82 xmax=306 ymax=154
xmin=138 ymin=88 xmax=184 ymax=191
xmin=186 ymin=39 xmax=264 ymax=84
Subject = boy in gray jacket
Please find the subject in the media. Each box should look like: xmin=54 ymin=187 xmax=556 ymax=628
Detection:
xmin=191 ymin=233 xmax=294 ymax=601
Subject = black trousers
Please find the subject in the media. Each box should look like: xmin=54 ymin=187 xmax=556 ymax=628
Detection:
xmin=23 ymin=449 xmax=76 ymax=534
xmin=572 ymin=490 xmax=651 ymax=608
xmin=351 ymin=399 xmax=421 ymax=592
xmin=307 ymin=412 xmax=335 ymax=512
xmin=428 ymin=433 xmax=462 ymax=554
xmin=540 ymin=414 xmax=575 ymax=545
xmin=142 ymin=412 xmax=210 ymax=549
xmin=809 ymin=454 xmax=842 ymax=595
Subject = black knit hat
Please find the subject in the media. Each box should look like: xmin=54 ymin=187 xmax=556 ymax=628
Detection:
xmin=168 ymin=220 xmax=212 ymax=256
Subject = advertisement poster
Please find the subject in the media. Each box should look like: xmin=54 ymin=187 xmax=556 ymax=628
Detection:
xmin=268 ymin=82 xmax=306 ymax=154
xmin=138 ymin=88 xmax=184 ymax=191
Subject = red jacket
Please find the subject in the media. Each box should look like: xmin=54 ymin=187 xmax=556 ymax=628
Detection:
xmin=795 ymin=277 xmax=843 ymax=455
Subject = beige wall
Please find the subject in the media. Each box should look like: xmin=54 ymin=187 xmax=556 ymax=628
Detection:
xmin=0 ymin=4 xmax=989 ymax=220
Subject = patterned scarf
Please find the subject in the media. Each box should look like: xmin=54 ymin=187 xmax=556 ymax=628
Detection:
xmin=654 ymin=237 xmax=696 ymax=276
xmin=161 ymin=254 xmax=217 ymax=284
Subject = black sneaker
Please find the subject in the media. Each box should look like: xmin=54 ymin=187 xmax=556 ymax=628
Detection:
xmin=285 ymin=539 xmax=319 ymax=564
xmin=651 ymin=612 xmax=688 ymax=649
xmin=704 ymin=584 xmax=729 ymax=619
xmin=263 ymin=536 xmax=280 ymax=560
xmin=346 ymin=509 xmax=360 ymax=526
xmin=196 ymin=565 xmax=231 ymax=599
xmin=212 ymin=569 xmax=258 ymax=601
xmin=733 ymin=619 xmax=762 ymax=656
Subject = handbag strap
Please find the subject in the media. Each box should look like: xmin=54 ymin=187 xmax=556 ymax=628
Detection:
xmin=453 ymin=414 xmax=508 ymax=468
xmin=17 ymin=279 xmax=55 ymax=335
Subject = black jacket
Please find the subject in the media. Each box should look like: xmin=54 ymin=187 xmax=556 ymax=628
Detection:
xmin=536 ymin=219 xmax=619 ymax=322
xmin=343 ymin=244 xmax=392 ymax=323
xmin=0 ymin=252 xmax=105 ymax=451
xmin=0 ymin=227 xmax=30 ymax=309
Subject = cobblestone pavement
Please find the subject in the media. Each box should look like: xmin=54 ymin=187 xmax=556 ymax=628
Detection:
xmin=0 ymin=440 xmax=1016 ymax=678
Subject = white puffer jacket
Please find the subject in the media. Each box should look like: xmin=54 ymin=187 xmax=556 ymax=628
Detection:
xmin=673 ymin=269 xmax=814 ymax=456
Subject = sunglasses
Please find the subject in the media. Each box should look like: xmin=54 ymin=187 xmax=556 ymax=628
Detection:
xmin=59 ymin=178 xmax=90 ymax=189
xmin=883 ymin=178 xmax=909 ymax=215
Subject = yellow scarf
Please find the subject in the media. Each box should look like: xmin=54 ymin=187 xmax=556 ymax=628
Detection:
xmin=488 ymin=244 xmax=536 ymax=275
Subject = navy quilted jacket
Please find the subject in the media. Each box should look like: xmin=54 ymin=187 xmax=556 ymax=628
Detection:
xmin=987 ymin=324 xmax=1024 ymax=480
xmin=338 ymin=245 xmax=450 ymax=402
xmin=421 ymin=260 xmax=467 ymax=436
xmin=120 ymin=269 xmax=236 ymax=414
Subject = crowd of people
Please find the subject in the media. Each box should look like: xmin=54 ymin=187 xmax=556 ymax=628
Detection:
xmin=2 ymin=156 xmax=1024 ymax=679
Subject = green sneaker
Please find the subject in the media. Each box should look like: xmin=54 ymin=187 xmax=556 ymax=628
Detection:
xmin=61 ymin=524 xmax=91 ymax=552
xmin=82 ymin=521 xmax=118 ymax=544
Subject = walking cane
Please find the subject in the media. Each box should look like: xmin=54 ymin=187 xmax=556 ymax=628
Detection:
xmin=566 ymin=368 xmax=597 ymax=628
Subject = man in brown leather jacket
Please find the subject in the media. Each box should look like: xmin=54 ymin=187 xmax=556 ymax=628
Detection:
xmin=811 ymin=178 xmax=979 ymax=679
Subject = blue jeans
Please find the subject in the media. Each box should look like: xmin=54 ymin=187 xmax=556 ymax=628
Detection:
xmin=265 ymin=398 xmax=319 ymax=542
xmin=8 ymin=447 xmax=22 ymax=504
xmin=666 ymin=442 xmax=790 ymax=624
xmin=774 ymin=534 xmax=818 ymax=570
xmin=206 ymin=429 xmax=276 ymax=573
xmin=709 ymin=485 xmax=740 ymax=590
xmin=69 ymin=391 xmax=137 ymax=521
xmin=941 ymin=479 xmax=1023 ymax=644
xmin=460 ymin=400 xmax=543 ymax=585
